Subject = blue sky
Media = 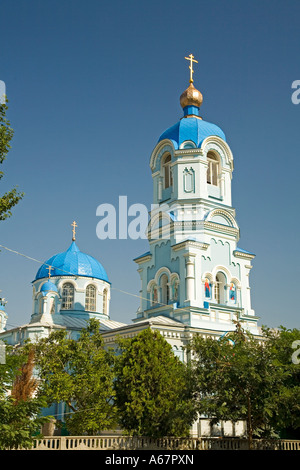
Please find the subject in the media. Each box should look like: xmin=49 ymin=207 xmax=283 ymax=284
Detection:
xmin=0 ymin=0 xmax=299 ymax=330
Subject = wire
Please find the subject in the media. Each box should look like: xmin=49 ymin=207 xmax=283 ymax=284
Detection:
xmin=0 ymin=242 xmax=195 ymax=329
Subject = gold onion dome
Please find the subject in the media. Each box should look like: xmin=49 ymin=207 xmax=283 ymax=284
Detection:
xmin=180 ymin=82 xmax=203 ymax=109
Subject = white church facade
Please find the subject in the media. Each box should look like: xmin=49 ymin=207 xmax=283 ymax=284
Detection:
xmin=0 ymin=56 xmax=262 ymax=437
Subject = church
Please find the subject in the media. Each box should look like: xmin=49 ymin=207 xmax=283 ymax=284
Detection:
xmin=0 ymin=55 xmax=262 ymax=437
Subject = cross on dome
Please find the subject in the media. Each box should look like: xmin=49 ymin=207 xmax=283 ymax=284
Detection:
xmin=180 ymin=53 xmax=203 ymax=114
xmin=184 ymin=53 xmax=198 ymax=84
xmin=47 ymin=265 xmax=53 ymax=279
xmin=71 ymin=220 xmax=78 ymax=241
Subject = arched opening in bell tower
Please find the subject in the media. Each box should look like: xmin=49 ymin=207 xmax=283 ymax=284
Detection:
xmin=214 ymin=272 xmax=227 ymax=304
xmin=207 ymin=152 xmax=220 ymax=186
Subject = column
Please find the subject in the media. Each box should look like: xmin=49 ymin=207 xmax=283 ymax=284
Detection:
xmin=184 ymin=253 xmax=196 ymax=302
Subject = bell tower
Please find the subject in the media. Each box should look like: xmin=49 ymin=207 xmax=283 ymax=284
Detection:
xmin=134 ymin=56 xmax=259 ymax=335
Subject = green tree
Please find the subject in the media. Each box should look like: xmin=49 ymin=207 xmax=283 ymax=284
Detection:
xmin=0 ymin=99 xmax=23 ymax=220
xmin=114 ymin=328 xmax=196 ymax=438
xmin=34 ymin=318 xmax=117 ymax=435
xmin=189 ymin=323 xmax=288 ymax=449
xmin=0 ymin=346 xmax=48 ymax=450
xmin=265 ymin=326 xmax=300 ymax=437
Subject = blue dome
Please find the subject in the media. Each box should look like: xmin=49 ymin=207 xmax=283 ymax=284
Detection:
xmin=35 ymin=241 xmax=109 ymax=282
xmin=40 ymin=280 xmax=58 ymax=293
xmin=158 ymin=116 xmax=226 ymax=149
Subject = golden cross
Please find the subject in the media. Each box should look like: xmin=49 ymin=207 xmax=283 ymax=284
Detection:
xmin=71 ymin=220 xmax=77 ymax=241
xmin=184 ymin=53 xmax=198 ymax=83
xmin=47 ymin=265 xmax=53 ymax=279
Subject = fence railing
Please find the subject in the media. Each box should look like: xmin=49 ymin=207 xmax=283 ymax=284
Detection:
xmin=25 ymin=436 xmax=300 ymax=451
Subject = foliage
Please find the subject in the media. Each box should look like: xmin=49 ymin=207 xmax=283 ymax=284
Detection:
xmin=188 ymin=323 xmax=290 ymax=448
xmin=114 ymin=328 xmax=196 ymax=438
xmin=34 ymin=318 xmax=117 ymax=435
xmin=0 ymin=346 xmax=48 ymax=450
xmin=263 ymin=326 xmax=300 ymax=435
xmin=0 ymin=99 xmax=24 ymax=220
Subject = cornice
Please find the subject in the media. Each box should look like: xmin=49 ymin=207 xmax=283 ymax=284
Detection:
xmin=172 ymin=239 xmax=209 ymax=252
xmin=174 ymin=148 xmax=203 ymax=157
xmin=233 ymin=250 xmax=255 ymax=260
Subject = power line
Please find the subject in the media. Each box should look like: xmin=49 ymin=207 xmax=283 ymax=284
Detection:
xmin=0 ymin=242 xmax=195 ymax=330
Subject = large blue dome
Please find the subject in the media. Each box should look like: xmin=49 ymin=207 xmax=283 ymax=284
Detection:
xmin=158 ymin=116 xmax=226 ymax=149
xmin=35 ymin=241 xmax=109 ymax=282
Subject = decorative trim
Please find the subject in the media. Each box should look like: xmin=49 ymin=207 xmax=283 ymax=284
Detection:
xmin=150 ymin=140 xmax=175 ymax=171
xmin=201 ymin=136 xmax=234 ymax=171
xmin=233 ymin=250 xmax=255 ymax=260
xmin=172 ymin=240 xmax=209 ymax=252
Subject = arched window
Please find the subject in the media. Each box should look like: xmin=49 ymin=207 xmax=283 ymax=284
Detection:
xmin=103 ymin=288 xmax=108 ymax=315
xmin=214 ymin=272 xmax=227 ymax=304
xmin=160 ymin=274 xmax=169 ymax=305
xmin=61 ymin=283 xmax=74 ymax=310
xmin=85 ymin=284 xmax=96 ymax=311
xmin=207 ymin=152 xmax=219 ymax=186
xmin=162 ymin=154 xmax=173 ymax=189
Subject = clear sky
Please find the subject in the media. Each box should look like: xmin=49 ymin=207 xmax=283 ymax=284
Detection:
xmin=0 ymin=0 xmax=299 ymax=330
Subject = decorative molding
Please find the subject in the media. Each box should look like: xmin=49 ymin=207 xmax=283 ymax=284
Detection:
xmin=183 ymin=167 xmax=195 ymax=193
xmin=172 ymin=240 xmax=209 ymax=252
xmin=150 ymin=140 xmax=175 ymax=171
xmin=233 ymin=250 xmax=255 ymax=260
xmin=201 ymin=136 xmax=234 ymax=171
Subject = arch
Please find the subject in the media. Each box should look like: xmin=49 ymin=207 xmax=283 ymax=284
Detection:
xmin=147 ymin=280 xmax=158 ymax=307
xmin=148 ymin=207 xmax=173 ymax=235
xmin=160 ymin=273 xmax=169 ymax=305
xmin=207 ymin=151 xmax=220 ymax=186
xmin=214 ymin=271 xmax=228 ymax=305
xmin=155 ymin=266 xmax=172 ymax=284
xmin=57 ymin=278 xmax=77 ymax=291
xmin=180 ymin=140 xmax=197 ymax=149
xmin=206 ymin=208 xmax=238 ymax=229
xmin=61 ymin=282 xmax=74 ymax=310
xmin=201 ymin=135 xmax=234 ymax=171
xmin=85 ymin=284 xmax=96 ymax=312
xmin=150 ymin=140 xmax=175 ymax=172
xmin=212 ymin=265 xmax=231 ymax=280
xmin=230 ymin=276 xmax=241 ymax=289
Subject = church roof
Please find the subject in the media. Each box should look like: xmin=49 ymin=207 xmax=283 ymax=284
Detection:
xmin=35 ymin=241 xmax=109 ymax=282
xmin=158 ymin=75 xmax=226 ymax=149
xmin=158 ymin=116 xmax=226 ymax=149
